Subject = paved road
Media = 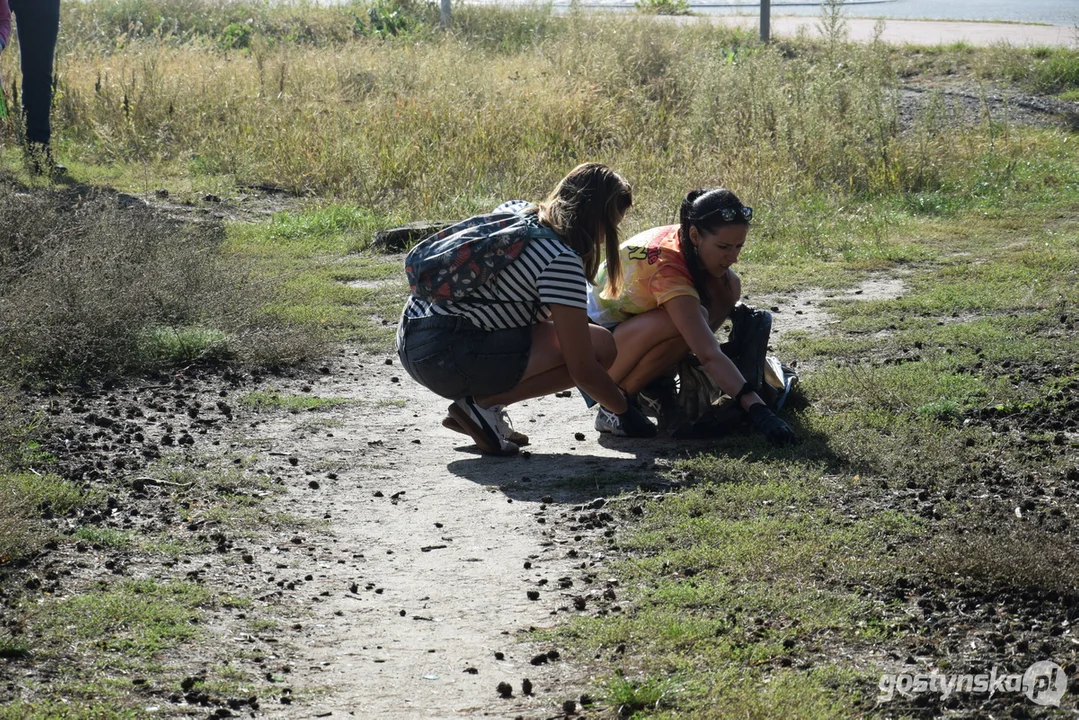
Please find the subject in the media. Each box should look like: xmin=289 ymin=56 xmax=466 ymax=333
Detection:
xmin=668 ymin=15 xmax=1077 ymax=46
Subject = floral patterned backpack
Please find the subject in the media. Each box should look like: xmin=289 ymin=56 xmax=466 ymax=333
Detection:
xmin=404 ymin=208 xmax=561 ymax=304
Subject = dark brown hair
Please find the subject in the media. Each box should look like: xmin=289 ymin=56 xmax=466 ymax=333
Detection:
xmin=678 ymin=188 xmax=749 ymax=306
xmin=536 ymin=162 xmax=632 ymax=297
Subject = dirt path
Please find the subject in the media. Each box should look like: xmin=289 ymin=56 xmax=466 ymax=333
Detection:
xmin=237 ymin=351 xmax=681 ymax=719
xmin=219 ymin=273 xmax=914 ymax=718
xmin=756 ymin=275 xmax=910 ymax=340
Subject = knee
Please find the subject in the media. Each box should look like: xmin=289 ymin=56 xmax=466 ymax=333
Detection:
xmin=592 ymin=327 xmax=618 ymax=369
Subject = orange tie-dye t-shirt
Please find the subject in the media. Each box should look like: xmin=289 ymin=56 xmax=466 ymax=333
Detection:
xmin=587 ymin=225 xmax=700 ymax=326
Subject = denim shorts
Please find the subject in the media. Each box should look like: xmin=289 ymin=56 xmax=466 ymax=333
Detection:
xmin=397 ymin=314 xmax=531 ymax=400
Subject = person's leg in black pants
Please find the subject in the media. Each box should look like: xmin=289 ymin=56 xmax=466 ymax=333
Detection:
xmin=9 ymin=0 xmax=63 ymax=175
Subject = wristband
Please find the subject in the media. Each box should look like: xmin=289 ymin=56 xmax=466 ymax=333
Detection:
xmin=734 ymin=381 xmax=755 ymax=403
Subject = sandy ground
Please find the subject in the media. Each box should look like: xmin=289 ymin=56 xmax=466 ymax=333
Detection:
xmin=226 ymin=273 xmax=908 ymax=718
xmin=239 ymin=348 xmax=674 ymax=718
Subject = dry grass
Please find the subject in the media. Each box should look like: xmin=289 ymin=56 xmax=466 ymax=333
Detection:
xmin=20 ymin=9 xmax=1048 ymax=225
xmin=929 ymin=516 xmax=1079 ymax=598
xmin=0 ymin=178 xmax=324 ymax=383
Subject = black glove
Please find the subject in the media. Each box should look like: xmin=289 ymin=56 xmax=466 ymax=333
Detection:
xmin=619 ymin=397 xmax=658 ymax=438
xmin=748 ymin=403 xmax=796 ymax=445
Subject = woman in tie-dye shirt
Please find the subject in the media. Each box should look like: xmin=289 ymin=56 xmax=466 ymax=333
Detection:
xmin=586 ymin=188 xmax=795 ymax=444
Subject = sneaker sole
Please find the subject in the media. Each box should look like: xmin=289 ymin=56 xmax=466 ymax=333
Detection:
xmin=442 ymin=414 xmax=529 ymax=446
xmin=447 ymin=403 xmax=519 ymax=456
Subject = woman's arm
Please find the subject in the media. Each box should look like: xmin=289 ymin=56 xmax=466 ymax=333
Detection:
xmin=664 ymin=292 xmax=795 ymax=444
xmin=663 ymin=293 xmax=764 ymax=411
xmin=549 ymin=304 xmax=628 ymax=413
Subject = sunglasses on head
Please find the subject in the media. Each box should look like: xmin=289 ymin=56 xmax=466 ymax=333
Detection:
xmin=696 ymin=205 xmax=753 ymax=223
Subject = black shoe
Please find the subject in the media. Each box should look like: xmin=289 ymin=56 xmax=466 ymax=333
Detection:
xmin=26 ymin=144 xmax=67 ymax=178
xmin=638 ymin=375 xmax=690 ymax=437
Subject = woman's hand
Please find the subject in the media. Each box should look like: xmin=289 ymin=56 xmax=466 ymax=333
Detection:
xmin=665 ymin=294 xmax=758 ymax=406
xmin=747 ymin=403 xmax=796 ymax=445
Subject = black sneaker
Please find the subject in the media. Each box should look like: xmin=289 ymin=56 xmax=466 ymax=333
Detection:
xmin=26 ymin=144 xmax=67 ymax=179
xmin=638 ymin=376 xmax=690 ymax=437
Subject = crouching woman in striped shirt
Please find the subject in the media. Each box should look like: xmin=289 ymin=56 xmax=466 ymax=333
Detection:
xmin=396 ymin=162 xmax=656 ymax=456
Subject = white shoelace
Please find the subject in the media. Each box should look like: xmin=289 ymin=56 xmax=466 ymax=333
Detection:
xmin=487 ymin=404 xmax=515 ymax=438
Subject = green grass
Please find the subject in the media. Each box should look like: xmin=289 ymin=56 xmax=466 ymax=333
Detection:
xmin=547 ymin=197 xmax=1078 ymax=717
xmin=73 ymin=527 xmax=136 ymax=549
xmin=0 ymin=580 xmax=211 ymax=719
xmin=0 ymin=702 xmax=148 ymax=720
xmin=225 ymin=207 xmax=407 ymax=348
xmin=0 ymin=471 xmax=90 ymax=563
xmin=136 ymin=325 xmax=234 ymax=365
xmin=29 ymin=579 xmax=210 ymax=657
xmin=605 ymin=673 xmax=681 ymax=716
xmin=239 ymin=389 xmax=352 ymax=412
xmin=0 ymin=3 xmax=1076 ymax=717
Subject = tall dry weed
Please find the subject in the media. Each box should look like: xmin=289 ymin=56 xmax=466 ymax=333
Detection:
xmin=34 ymin=12 xmax=1028 ymax=226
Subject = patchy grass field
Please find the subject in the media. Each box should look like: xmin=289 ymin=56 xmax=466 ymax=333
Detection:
xmin=544 ymin=207 xmax=1078 ymax=717
xmin=0 ymin=0 xmax=1076 ymax=717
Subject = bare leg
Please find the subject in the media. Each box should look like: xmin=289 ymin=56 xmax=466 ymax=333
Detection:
xmin=477 ymin=321 xmax=615 ymax=408
xmin=605 ymin=309 xmax=683 ymax=384
xmin=617 ymin=336 xmax=689 ymax=395
xmin=607 ymin=274 xmax=740 ymax=395
xmin=606 ymin=306 xmax=723 ymax=395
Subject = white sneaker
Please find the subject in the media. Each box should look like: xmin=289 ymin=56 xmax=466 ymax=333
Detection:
xmin=442 ymin=404 xmax=530 ymax=445
xmin=594 ymin=406 xmax=626 ymax=436
xmin=638 ymin=376 xmax=690 ymax=436
xmin=487 ymin=404 xmax=521 ymax=443
xmin=448 ymin=397 xmax=519 ymax=456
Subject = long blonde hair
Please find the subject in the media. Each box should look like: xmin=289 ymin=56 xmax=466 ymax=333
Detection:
xmin=536 ymin=162 xmax=632 ymax=298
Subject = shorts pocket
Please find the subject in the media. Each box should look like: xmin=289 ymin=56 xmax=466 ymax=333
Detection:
xmin=403 ymin=350 xmax=470 ymax=400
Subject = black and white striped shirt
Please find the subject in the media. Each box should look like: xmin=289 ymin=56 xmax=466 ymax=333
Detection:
xmin=401 ymin=235 xmax=588 ymax=331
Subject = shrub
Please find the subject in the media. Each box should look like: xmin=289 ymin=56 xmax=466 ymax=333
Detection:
xmin=634 ymin=0 xmax=692 ymax=17
xmin=218 ymin=21 xmax=252 ymax=50
xmin=0 ymin=178 xmax=324 ymax=383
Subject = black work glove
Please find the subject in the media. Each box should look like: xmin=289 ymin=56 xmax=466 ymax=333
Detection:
xmin=619 ymin=397 xmax=658 ymax=438
xmin=747 ymin=403 xmax=796 ymax=445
